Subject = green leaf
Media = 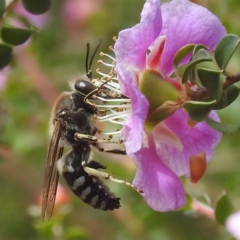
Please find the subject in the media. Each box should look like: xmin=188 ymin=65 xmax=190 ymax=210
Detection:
xmin=215 ymin=193 xmax=234 ymax=225
xmin=197 ymin=68 xmax=222 ymax=102
xmin=182 ymin=49 xmax=212 ymax=84
xmin=205 ymin=116 xmax=240 ymax=135
xmin=213 ymin=84 xmax=240 ymax=110
xmin=173 ymin=44 xmax=208 ymax=69
xmin=0 ymin=43 xmax=12 ymax=69
xmin=0 ymin=0 xmax=5 ymax=18
xmin=1 ymin=27 xmax=34 ymax=46
xmin=193 ymin=44 xmax=208 ymax=56
xmin=215 ymin=34 xmax=240 ymax=70
xmin=183 ymin=100 xmax=216 ymax=122
xmin=173 ymin=44 xmax=196 ymax=68
xmin=140 ymin=70 xmax=179 ymax=113
xmin=21 ymin=0 xmax=51 ymax=14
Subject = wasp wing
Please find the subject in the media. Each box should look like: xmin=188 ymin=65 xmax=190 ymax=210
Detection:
xmin=42 ymin=120 xmax=64 ymax=221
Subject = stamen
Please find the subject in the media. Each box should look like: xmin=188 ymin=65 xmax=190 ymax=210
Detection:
xmin=96 ymin=97 xmax=130 ymax=103
xmin=100 ymin=52 xmax=116 ymax=61
xmin=97 ymin=60 xmax=115 ymax=68
xmin=102 ymin=130 xmax=121 ymax=135
xmin=93 ymin=49 xmax=132 ymax=143
xmin=95 ymin=104 xmax=129 ymax=108
xmin=96 ymin=69 xmax=112 ymax=78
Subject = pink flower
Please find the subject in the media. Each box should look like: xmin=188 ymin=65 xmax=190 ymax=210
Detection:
xmin=62 ymin=0 xmax=102 ymax=32
xmin=226 ymin=211 xmax=240 ymax=240
xmin=112 ymin=0 xmax=225 ymax=211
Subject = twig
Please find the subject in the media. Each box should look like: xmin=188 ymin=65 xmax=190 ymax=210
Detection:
xmin=223 ymin=71 xmax=240 ymax=90
xmin=191 ymin=199 xmax=215 ymax=220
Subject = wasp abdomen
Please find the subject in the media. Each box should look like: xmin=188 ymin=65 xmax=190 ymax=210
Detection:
xmin=56 ymin=148 xmax=121 ymax=210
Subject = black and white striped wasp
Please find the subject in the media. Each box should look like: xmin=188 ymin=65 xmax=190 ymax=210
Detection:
xmin=41 ymin=41 xmax=141 ymax=221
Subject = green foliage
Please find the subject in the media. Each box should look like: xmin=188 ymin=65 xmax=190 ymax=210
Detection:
xmin=1 ymin=26 xmax=34 ymax=46
xmin=0 ymin=43 xmax=12 ymax=69
xmin=21 ymin=0 xmax=51 ymax=14
xmin=183 ymin=100 xmax=216 ymax=122
xmin=215 ymin=34 xmax=240 ymax=70
xmin=215 ymin=193 xmax=235 ymax=225
xmin=182 ymin=48 xmax=212 ymax=84
xmin=140 ymin=70 xmax=179 ymax=112
xmin=213 ymin=84 xmax=240 ymax=110
xmin=173 ymin=44 xmax=196 ymax=69
xmin=0 ymin=0 xmax=4 ymax=18
xmin=198 ymin=68 xmax=222 ymax=102
xmin=205 ymin=117 xmax=240 ymax=135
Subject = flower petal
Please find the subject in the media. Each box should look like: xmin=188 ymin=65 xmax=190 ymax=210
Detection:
xmin=154 ymin=108 xmax=221 ymax=177
xmin=115 ymin=0 xmax=161 ymax=81
xmin=226 ymin=211 xmax=240 ymax=240
xmin=133 ymin=139 xmax=186 ymax=211
xmin=116 ymin=0 xmax=162 ymax=154
xmin=159 ymin=0 xmax=226 ymax=76
xmin=121 ymin=114 xmax=145 ymax=157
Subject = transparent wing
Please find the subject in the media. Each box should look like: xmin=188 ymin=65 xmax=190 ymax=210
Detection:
xmin=41 ymin=121 xmax=64 ymax=221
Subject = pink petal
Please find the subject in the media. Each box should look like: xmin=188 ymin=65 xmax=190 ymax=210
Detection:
xmin=154 ymin=109 xmax=221 ymax=177
xmin=115 ymin=0 xmax=162 ymax=154
xmin=114 ymin=0 xmax=162 ymax=94
xmin=121 ymin=115 xmax=145 ymax=157
xmin=159 ymin=0 xmax=226 ymax=76
xmin=226 ymin=211 xmax=240 ymax=240
xmin=133 ymin=140 xmax=186 ymax=211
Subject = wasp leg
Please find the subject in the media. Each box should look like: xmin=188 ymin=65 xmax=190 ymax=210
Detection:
xmin=74 ymin=133 xmax=120 ymax=144
xmin=83 ymin=166 xmax=143 ymax=194
xmin=85 ymin=160 xmax=106 ymax=170
xmin=94 ymin=145 xmax=126 ymax=155
xmin=91 ymin=141 xmax=126 ymax=155
xmin=74 ymin=133 xmax=126 ymax=155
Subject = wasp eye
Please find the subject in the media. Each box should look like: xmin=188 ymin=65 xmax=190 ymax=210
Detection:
xmin=75 ymin=80 xmax=96 ymax=96
xmin=57 ymin=109 xmax=68 ymax=118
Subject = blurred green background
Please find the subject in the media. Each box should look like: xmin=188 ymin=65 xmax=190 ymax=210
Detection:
xmin=0 ymin=0 xmax=240 ymax=239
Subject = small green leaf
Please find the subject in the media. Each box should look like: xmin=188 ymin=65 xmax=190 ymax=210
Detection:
xmin=205 ymin=116 xmax=240 ymax=135
xmin=0 ymin=0 xmax=5 ymax=18
xmin=197 ymin=68 xmax=222 ymax=102
xmin=182 ymin=49 xmax=212 ymax=84
xmin=193 ymin=44 xmax=208 ymax=56
xmin=183 ymin=100 xmax=216 ymax=122
xmin=213 ymin=84 xmax=240 ymax=110
xmin=215 ymin=34 xmax=240 ymax=70
xmin=173 ymin=44 xmax=208 ymax=69
xmin=140 ymin=70 xmax=179 ymax=113
xmin=173 ymin=44 xmax=196 ymax=68
xmin=215 ymin=193 xmax=234 ymax=225
xmin=21 ymin=0 xmax=51 ymax=14
xmin=0 ymin=43 xmax=12 ymax=69
xmin=145 ymin=101 xmax=180 ymax=129
xmin=1 ymin=27 xmax=34 ymax=46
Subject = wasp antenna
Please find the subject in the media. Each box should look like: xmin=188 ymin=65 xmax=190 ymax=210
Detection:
xmin=85 ymin=43 xmax=90 ymax=76
xmin=87 ymin=39 xmax=102 ymax=79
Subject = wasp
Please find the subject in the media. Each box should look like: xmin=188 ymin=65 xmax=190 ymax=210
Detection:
xmin=41 ymin=41 xmax=141 ymax=221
